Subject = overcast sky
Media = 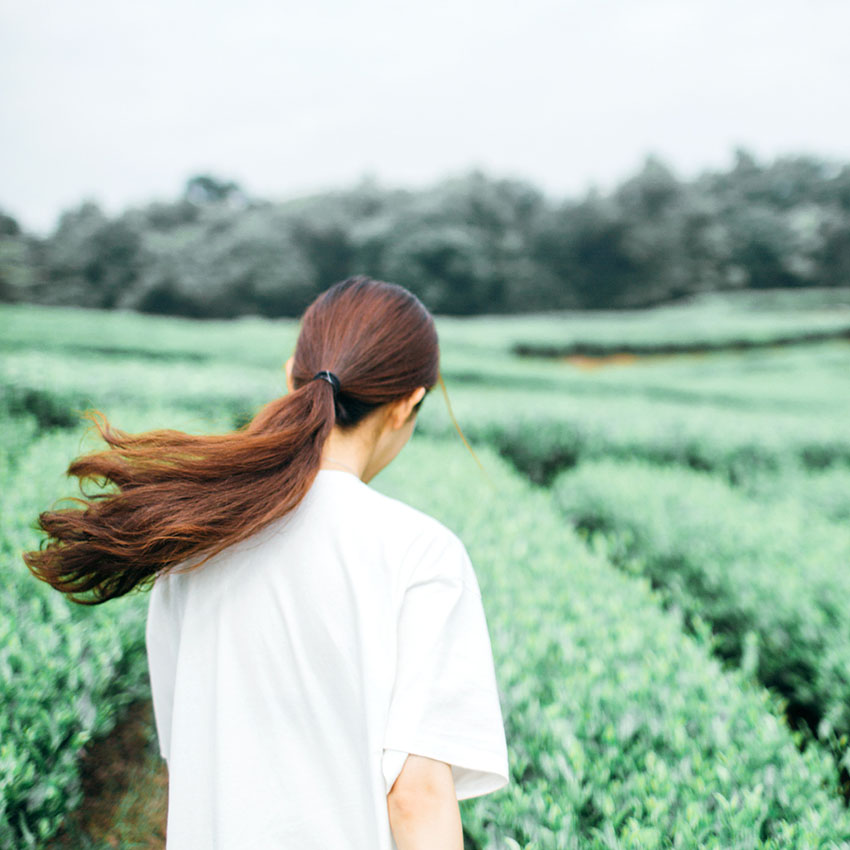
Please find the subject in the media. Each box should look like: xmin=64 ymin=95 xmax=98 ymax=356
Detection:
xmin=2 ymin=0 xmax=848 ymax=233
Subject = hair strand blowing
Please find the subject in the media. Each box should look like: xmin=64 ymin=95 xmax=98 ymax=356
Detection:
xmin=23 ymin=276 xmax=439 ymax=603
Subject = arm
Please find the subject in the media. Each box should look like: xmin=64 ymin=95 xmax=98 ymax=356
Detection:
xmin=386 ymin=754 xmax=463 ymax=850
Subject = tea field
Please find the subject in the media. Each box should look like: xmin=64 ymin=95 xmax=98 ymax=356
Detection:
xmin=2 ymin=289 xmax=850 ymax=848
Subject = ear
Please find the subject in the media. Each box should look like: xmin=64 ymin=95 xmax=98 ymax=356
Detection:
xmin=284 ymin=356 xmax=295 ymax=393
xmin=389 ymin=386 xmax=427 ymax=429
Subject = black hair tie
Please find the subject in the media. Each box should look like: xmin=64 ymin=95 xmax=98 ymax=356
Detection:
xmin=312 ymin=370 xmax=341 ymax=399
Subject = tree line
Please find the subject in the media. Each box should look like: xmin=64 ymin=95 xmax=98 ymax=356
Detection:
xmin=1 ymin=150 xmax=849 ymax=317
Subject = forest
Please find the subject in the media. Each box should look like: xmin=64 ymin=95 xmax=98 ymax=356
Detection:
xmin=2 ymin=149 xmax=849 ymax=317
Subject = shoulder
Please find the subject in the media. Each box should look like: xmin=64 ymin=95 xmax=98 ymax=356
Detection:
xmin=310 ymin=471 xmax=477 ymax=589
xmin=365 ymin=488 xmax=478 ymax=592
xmin=357 ymin=479 xmax=461 ymax=547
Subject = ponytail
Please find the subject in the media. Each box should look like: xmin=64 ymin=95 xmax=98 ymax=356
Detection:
xmin=24 ymin=382 xmax=335 ymax=604
xmin=23 ymin=276 xmax=439 ymax=604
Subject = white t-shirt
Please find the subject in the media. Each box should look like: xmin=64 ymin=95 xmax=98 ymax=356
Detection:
xmin=145 ymin=468 xmax=509 ymax=850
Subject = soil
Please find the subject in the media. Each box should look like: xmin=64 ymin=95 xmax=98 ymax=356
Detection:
xmin=46 ymin=700 xmax=168 ymax=849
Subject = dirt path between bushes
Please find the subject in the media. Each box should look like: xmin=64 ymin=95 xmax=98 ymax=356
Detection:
xmin=47 ymin=700 xmax=167 ymax=849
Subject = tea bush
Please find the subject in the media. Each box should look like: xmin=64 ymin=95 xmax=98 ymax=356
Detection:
xmin=0 ymin=430 xmax=151 ymax=848
xmin=6 ymin=435 xmax=850 ymax=847
xmin=0 ymin=408 xmax=220 ymax=849
xmin=4 ymin=299 xmax=850 ymax=847
xmin=743 ymin=463 xmax=850 ymax=524
xmin=440 ymin=402 xmax=850 ymax=487
xmin=552 ymin=459 xmax=850 ymax=762
xmin=378 ymin=441 xmax=850 ymax=848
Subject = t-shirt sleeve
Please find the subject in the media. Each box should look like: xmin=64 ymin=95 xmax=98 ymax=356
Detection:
xmin=382 ymin=531 xmax=510 ymax=801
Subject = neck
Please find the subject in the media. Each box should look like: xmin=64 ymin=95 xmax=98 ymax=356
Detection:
xmin=319 ymin=423 xmax=375 ymax=481
xmin=322 ymin=456 xmax=360 ymax=477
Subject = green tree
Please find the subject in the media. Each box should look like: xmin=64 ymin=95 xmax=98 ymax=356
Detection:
xmin=0 ymin=211 xmax=38 ymax=302
xmin=183 ymin=174 xmax=246 ymax=206
xmin=128 ymin=206 xmax=318 ymax=318
xmin=39 ymin=202 xmax=145 ymax=308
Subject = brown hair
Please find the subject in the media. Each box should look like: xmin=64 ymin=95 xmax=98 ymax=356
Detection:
xmin=23 ymin=276 xmax=440 ymax=604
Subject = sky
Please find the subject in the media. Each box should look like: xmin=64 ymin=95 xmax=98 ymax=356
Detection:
xmin=2 ymin=0 xmax=849 ymax=234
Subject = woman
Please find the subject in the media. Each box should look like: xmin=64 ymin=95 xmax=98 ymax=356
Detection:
xmin=25 ymin=276 xmax=509 ymax=849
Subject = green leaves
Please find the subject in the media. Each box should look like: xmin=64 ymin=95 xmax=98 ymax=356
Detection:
xmin=378 ymin=441 xmax=850 ymax=848
xmin=3 ymin=299 xmax=850 ymax=848
xmin=553 ymin=458 xmax=850 ymax=799
xmin=0 ymin=427 xmax=150 ymax=849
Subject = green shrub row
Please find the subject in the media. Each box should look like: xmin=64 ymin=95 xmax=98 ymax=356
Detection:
xmin=0 ymin=416 xmax=40 ymax=468
xmin=8 ymin=354 xmax=849 ymax=494
xmin=6 ymin=429 xmax=850 ymax=847
xmin=378 ymin=440 xmax=850 ymax=849
xmin=5 ymin=283 xmax=850 ymax=353
xmin=0 ymin=403 xmax=250 ymax=847
xmin=501 ymin=290 xmax=850 ymax=355
xmin=6 ymin=303 xmax=850 ymax=426
xmin=0 ymin=426 xmax=171 ymax=848
xmin=551 ymin=458 xmax=850 ymax=773
xmin=0 ymin=384 xmax=80 ymax=433
xmin=0 ymin=303 xmax=299 ymax=371
xmin=514 ymin=326 xmax=850 ymax=358
xmin=0 ymin=351 xmax=277 ymax=429
xmin=742 ymin=464 xmax=850 ymax=525
xmin=418 ymin=394 xmax=850 ymax=486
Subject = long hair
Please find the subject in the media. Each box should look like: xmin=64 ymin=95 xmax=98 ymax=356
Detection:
xmin=23 ymin=276 xmax=440 ymax=604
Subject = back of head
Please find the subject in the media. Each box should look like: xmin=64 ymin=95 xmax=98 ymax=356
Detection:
xmin=24 ymin=276 xmax=440 ymax=604
xmin=255 ymin=275 xmax=439 ymax=433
